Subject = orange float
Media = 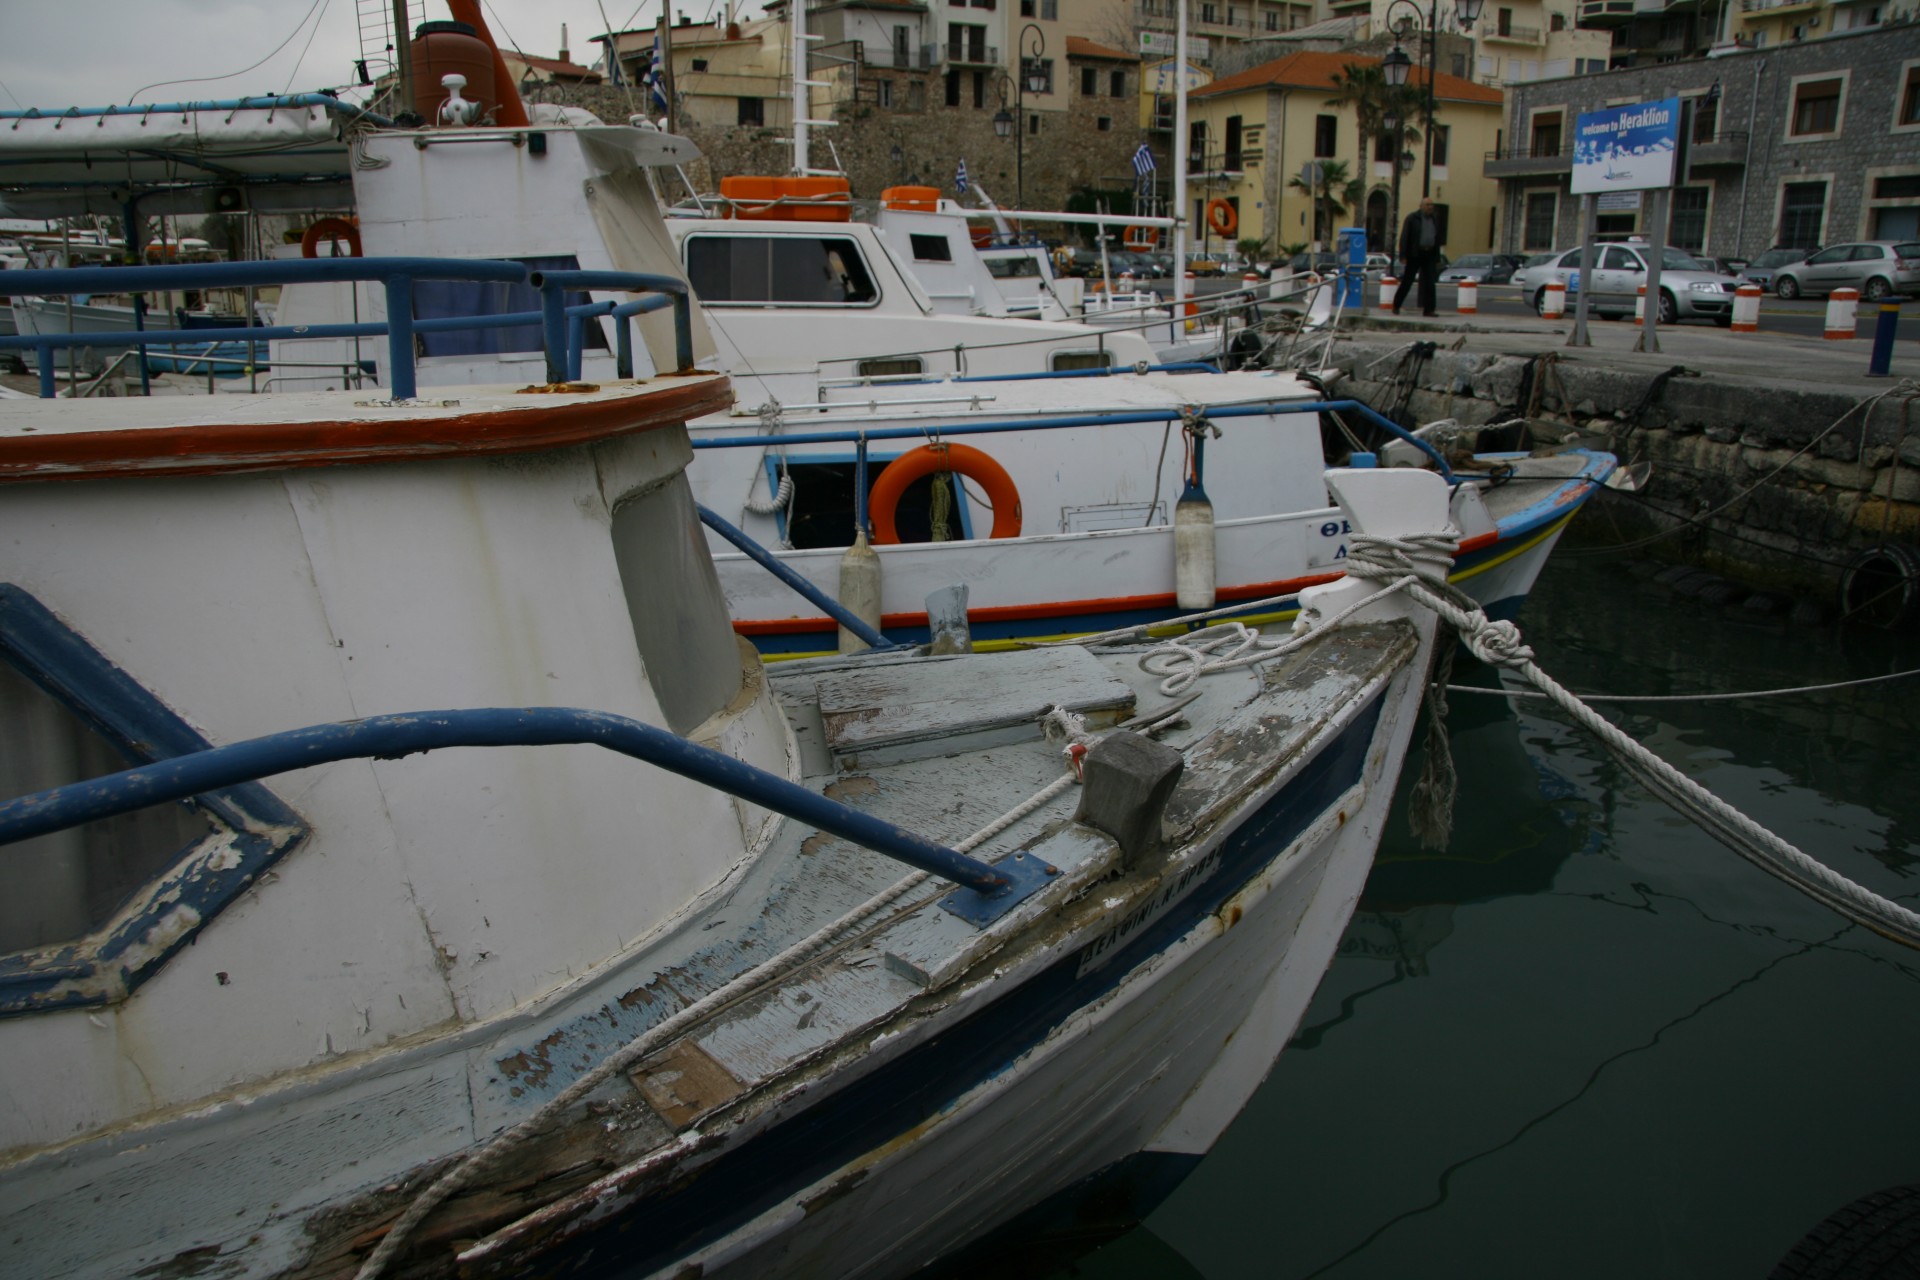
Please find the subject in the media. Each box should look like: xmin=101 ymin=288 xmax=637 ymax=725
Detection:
xmin=868 ymin=443 xmax=1022 ymax=544
xmin=300 ymin=217 xmax=361 ymax=258
xmin=1205 ymin=198 xmax=1237 ymax=237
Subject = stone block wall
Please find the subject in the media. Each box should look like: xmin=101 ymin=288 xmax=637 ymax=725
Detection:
xmin=1321 ymin=337 xmax=1920 ymax=598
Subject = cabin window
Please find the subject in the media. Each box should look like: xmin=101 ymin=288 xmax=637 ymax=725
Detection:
xmin=685 ymin=236 xmax=880 ymax=306
xmin=857 ymin=356 xmax=926 ymax=377
xmin=1050 ymin=350 xmax=1112 ymax=371
xmin=910 ymin=234 xmax=955 ymax=262
xmin=770 ymin=457 xmax=972 ymax=549
xmin=0 ymin=586 xmax=309 ymax=1013
xmin=410 ymin=255 xmax=609 ymax=358
xmin=984 ymin=255 xmax=1043 ymax=278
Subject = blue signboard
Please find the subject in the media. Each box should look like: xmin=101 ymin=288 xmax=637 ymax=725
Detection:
xmin=1571 ymin=97 xmax=1679 ymax=195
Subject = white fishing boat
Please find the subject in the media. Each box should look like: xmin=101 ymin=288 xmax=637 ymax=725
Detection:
xmin=0 ymin=128 xmax=1457 ymax=1280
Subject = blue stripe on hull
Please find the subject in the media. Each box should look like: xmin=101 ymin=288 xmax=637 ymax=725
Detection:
xmin=550 ymin=692 xmax=1389 ymax=1277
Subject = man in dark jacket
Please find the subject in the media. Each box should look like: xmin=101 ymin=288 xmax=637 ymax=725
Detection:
xmin=1392 ymin=197 xmax=1443 ymax=316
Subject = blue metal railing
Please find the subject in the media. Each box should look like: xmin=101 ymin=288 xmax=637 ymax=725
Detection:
xmin=692 ymin=398 xmax=1455 ymax=480
xmin=698 ymin=506 xmax=898 ymax=651
xmin=0 ymin=258 xmax=696 ymax=399
xmin=0 ymin=708 xmax=1013 ymax=896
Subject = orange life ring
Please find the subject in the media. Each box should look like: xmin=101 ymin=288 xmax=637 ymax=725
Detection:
xmin=1124 ymin=225 xmax=1161 ymax=250
xmin=1205 ymin=198 xmax=1237 ymax=238
xmin=301 ymin=217 xmax=362 ymax=258
xmin=869 ymin=443 xmax=1022 ymax=544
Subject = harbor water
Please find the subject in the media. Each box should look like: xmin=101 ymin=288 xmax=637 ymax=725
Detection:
xmin=1056 ymin=551 xmax=1920 ymax=1279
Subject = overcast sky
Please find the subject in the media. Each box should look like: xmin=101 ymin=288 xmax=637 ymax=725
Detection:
xmin=0 ymin=0 xmax=758 ymax=111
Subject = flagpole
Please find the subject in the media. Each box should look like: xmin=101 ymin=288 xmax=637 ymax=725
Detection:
xmin=1172 ymin=0 xmax=1189 ymax=318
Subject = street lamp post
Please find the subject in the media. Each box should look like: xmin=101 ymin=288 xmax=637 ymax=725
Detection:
xmin=1382 ymin=0 xmax=1483 ymax=201
xmin=1015 ymin=23 xmax=1046 ymax=208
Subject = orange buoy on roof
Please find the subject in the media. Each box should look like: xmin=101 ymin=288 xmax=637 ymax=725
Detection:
xmin=719 ymin=176 xmax=853 ymax=222
xmin=300 ymin=217 xmax=362 ymax=258
xmin=1206 ymin=198 xmax=1237 ymax=237
xmin=868 ymin=443 xmax=1022 ymax=544
xmin=881 ymin=186 xmax=941 ymax=212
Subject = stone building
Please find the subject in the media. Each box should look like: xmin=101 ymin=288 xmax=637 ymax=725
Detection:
xmin=1491 ymin=24 xmax=1920 ymax=259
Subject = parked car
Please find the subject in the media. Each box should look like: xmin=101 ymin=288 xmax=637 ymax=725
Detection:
xmin=1507 ymin=251 xmax=1564 ymax=294
xmin=1522 ymin=243 xmax=1742 ymax=324
xmin=1736 ymin=247 xmax=1811 ymax=294
xmin=1388 ymin=253 xmax=1451 ymax=278
xmin=1184 ymin=252 xmax=1225 ymax=277
xmin=1772 ymin=241 xmax=1920 ymax=300
xmin=1438 ymin=253 xmax=1524 ymax=285
xmin=1697 ymin=255 xmax=1748 ymax=278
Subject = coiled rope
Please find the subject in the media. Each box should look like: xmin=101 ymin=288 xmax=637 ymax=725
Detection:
xmin=1341 ymin=532 xmax=1920 ymax=952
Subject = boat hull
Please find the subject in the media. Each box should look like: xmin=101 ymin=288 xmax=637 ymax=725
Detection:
xmin=460 ymin=655 xmax=1426 ymax=1280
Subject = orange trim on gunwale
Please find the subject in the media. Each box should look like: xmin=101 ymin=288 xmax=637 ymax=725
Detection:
xmin=0 ymin=378 xmax=735 ymax=482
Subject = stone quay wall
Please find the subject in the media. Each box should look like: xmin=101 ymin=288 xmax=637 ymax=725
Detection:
xmin=1319 ymin=337 xmax=1920 ymax=607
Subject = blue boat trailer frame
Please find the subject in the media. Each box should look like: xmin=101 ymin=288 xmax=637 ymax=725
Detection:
xmin=0 ymin=258 xmax=695 ymax=400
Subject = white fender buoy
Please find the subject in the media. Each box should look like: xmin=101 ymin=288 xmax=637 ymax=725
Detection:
xmin=1175 ymin=482 xmax=1217 ymax=611
xmin=838 ymin=529 xmax=883 ymax=653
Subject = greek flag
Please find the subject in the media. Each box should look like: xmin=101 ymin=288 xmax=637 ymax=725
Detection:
xmin=1131 ymin=143 xmax=1156 ymax=176
xmin=644 ymin=32 xmax=669 ymax=113
xmin=955 ymin=157 xmax=970 ymax=194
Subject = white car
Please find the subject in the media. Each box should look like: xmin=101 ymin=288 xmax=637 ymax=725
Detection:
xmin=1518 ymin=244 xmax=1742 ymax=324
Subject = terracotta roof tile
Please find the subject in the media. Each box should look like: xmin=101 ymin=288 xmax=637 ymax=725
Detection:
xmin=1065 ymin=37 xmax=1140 ymax=62
xmin=1193 ymin=50 xmax=1501 ymax=106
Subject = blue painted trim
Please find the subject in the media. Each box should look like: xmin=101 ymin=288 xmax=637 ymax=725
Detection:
xmin=695 ymin=400 xmax=1454 ymax=481
xmin=528 ymin=691 xmax=1389 ymax=1274
xmin=697 ymin=506 xmax=899 ymax=652
xmin=0 ymin=585 xmax=309 ymax=1016
xmin=0 ymin=707 xmax=1014 ymax=899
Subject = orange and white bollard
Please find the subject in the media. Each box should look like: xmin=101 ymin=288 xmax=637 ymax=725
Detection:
xmin=1380 ymin=275 xmax=1398 ymax=310
xmin=1825 ymin=287 xmax=1859 ymax=340
xmin=1457 ymin=279 xmax=1478 ymax=315
xmin=1183 ymin=271 xmax=1198 ymax=328
xmin=1542 ymin=281 xmax=1566 ymax=318
xmin=1634 ymin=283 xmax=1647 ymax=325
xmin=1731 ymin=284 xmax=1761 ymax=333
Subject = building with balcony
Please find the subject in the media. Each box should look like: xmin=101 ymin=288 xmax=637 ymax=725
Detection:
xmin=1182 ymin=49 xmax=1503 ymax=254
xmin=1494 ymin=24 xmax=1920 ymax=261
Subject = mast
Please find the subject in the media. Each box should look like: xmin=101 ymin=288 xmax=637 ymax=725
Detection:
xmin=1172 ymin=0 xmax=1189 ymax=315
xmin=791 ymin=0 xmax=808 ymax=175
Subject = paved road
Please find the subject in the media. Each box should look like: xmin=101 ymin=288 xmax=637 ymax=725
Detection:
xmin=1157 ymin=274 xmax=1919 ymax=343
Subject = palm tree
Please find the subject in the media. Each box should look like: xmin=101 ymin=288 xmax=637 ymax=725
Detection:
xmin=1325 ymin=63 xmax=1388 ymax=181
xmin=1288 ymin=159 xmax=1353 ymax=250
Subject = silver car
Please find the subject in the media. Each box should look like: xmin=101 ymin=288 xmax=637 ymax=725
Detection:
xmin=1737 ymin=247 xmax=1810 ymax=294
xmin=1772 ymin=241 xmax=1920 ymax=300
xmin=1523 ymin=243 xmax=1742 ymax=324
xmin=1507 ymin=250 xmax=1570 ymax=295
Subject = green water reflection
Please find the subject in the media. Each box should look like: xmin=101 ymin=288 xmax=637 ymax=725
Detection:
xmin=1059 ymin=556 xmax=1920 ymax=1279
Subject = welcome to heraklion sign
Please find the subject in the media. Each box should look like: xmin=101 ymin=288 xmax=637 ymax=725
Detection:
xmin=1571 ymin=97 xmax=1680 ymax=195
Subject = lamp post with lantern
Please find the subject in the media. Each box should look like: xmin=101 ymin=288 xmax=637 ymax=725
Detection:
xmin=1011 ymin=23 xmax=1047 ymax=208
xmin=1381 ymin=0 xmax=1484 ymax=205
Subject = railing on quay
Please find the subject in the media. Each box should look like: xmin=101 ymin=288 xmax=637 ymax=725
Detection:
xmin=0 ymin=258 xmax=696 ymax=400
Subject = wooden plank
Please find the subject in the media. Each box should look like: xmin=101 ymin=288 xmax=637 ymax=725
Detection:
xmin=813 ymin=647 xmax=1134 ymax=758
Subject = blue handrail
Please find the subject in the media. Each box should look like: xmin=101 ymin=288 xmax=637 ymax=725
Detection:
xmin=692 ymin=398 xmax=1455 ymax=480
xmin=0 ymin=707 xmax=1012 ymax=896
xmin=698 ymin=506 xmax=899 ymax=651
xmin=0 ymin=259 xmax=698 ymax=400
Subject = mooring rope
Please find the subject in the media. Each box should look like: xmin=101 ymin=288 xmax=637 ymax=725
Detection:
xmin=1445 ymin=665 xmax=1920 ymax=704
xmin=1340 ymin=532 xmax=1920 ymax=952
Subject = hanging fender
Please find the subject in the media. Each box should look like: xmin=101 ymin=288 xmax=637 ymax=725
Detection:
xmin=1205 ymin=199 xmax=1238 ymax=238
xmin=868 ymin=443 xmax=1023 ymax=544
xmin=301 ymin=217 xmax=362 ymax=259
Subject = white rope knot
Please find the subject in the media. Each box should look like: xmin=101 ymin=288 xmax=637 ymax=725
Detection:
xmin=1040 ymin=703 xmax=1089 ymax=746
xmin=1344 ymin=531 xmax=1460 ymax=589
xmin=1461 ymin=617 xmax=1534 ymax=668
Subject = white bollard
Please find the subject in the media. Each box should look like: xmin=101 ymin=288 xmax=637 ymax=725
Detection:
xmin=1634 ymin=283 xmax=1647 ymax=326
xmin=1825 ymin=287 xmax=1859 ymax=340
xmin=1183 ymin=271 xmax=1198 ymax=330
xmin=1380 ymin=275 xmax=1398 ymax=310
xmin=1457 ymin=279 xmax=1478 ymax=315
xmin=1732 ymin=284 xmax=1761 ymax=333
xmin=1542 ymin=281 xmax=1566 ymax=318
